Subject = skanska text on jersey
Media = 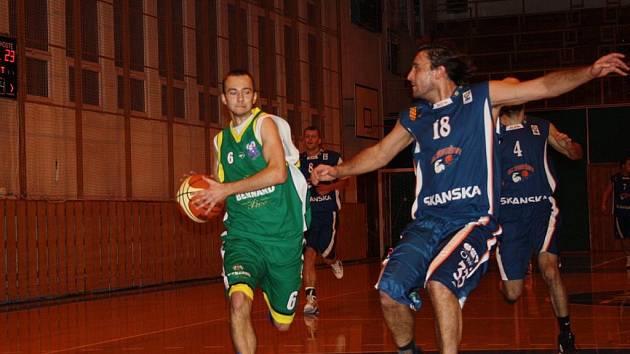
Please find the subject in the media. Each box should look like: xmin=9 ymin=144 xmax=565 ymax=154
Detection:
xmin=423 ymin=186 xmax=482 ymax=206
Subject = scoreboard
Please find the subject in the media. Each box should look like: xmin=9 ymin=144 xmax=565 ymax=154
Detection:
xmin=0 ymin=35 xmax=17 ymax=99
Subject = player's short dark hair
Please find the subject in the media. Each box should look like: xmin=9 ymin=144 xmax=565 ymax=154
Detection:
xmin=222 ymin=69 xmax=256 ymax=94
xmin=621 ymin=156 xmax=630 ymax=166
xmin=304 ymin=126 xmax=321 ymax=135
xmin=416 ymin=43 xmax=475 ymax=85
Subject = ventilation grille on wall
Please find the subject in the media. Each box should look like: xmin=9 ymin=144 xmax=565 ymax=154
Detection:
xmin=446 ymin=0 xmax=468 ymax=14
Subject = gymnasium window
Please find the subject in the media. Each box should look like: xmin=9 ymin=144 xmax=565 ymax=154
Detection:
xmin=158 ymin=0 xmax=184 ymax=80
xmin=66 ymin=0 xmax=99 ymax=62
xmin=25 ymin=0 xmax=48 ymax=50
xmin=26 ymin=58 xmax=48 ymax=97
xmin=228 ymin=4 xmax=248 ymax=71
xmin=114 ymin=0 xmax=145 ymax=71
xmin=195 ymin=0 xmax=218 ymax=87
xmin=117 ymin=76 xmax=145 ymax=112
xmin=258 ymin=16 xmax=277 ymax=105
xmin=69 ymin=68 xmax=100 ymax=106
xmin=284 ymin=25 xmax=299 ymax=105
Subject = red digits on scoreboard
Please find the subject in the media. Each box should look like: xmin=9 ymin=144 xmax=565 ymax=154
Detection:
xmin=4 ymin=49 xmax=15 ymax=63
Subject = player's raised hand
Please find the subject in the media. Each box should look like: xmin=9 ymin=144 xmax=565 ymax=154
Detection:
xmin=311 ymin=164 xmax=338 ymax=185
xmin=589 ymin=53 xmax=629 ymax=78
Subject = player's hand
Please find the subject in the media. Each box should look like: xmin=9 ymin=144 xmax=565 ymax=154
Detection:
xmin=311 ymin=165 xmax=338 ymax=185
xmin=590 ymin=53 xmax=629 ymax=78
xmin=555 ymin=132 xmax=573 ymax=149
xmin=191 ymin=175 xmax=226 ymax=212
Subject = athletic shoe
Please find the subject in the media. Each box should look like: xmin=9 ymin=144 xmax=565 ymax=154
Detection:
xmin=303 ymin=294 xmax=319 ymax=315
xmin=558 ymin=331 xmax=576 ymax=353
xmin=331 ymin=260 xmax=344 ymax=279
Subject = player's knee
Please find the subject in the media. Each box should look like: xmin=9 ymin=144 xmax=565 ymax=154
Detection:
xmin=540 ymin=266 xmax=560 ymax=284
xmin=274 ymin=322 xmax=291 ymax=331
xmin=229 ymin=292 xmax=251 ymax=317
xmin=501 ymin=284 xmax=522 ymax=302
xmin=379 ymin=290 xmax=399 ymax=309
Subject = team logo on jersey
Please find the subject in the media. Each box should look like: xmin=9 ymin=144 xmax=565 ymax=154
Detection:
xmin=452 ymin=242 xmax=480 ymax=288
xmin=505 ymin=124 xmax=523 ymax=131
xmin=507 ymin=163 xmax=535 ymax=183
xmin=227 ymin=264 xmax=251 ymax=278
xmin=463 ymin=90 xmax=473 ymax=104
xmin=409 ymin=107 xmax=418 ymax=121
xmin=530 ymin=125 xmax=540 ymax=135
xmin=431 ymin=146 xmax=462 ymax=174
xmin=246 ymin=140 xmax=260 ymax=159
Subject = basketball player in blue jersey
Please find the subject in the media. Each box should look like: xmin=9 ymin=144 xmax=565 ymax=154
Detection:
xmin=311 ymin=44 xmax=628 ymax=354
xmin=299 ymin=126 xmax=348 ymax=315
xmin=601 ymin=156 xmax=630 ymax=268
xmin=495 ymin=96 xmax=582 ymax=353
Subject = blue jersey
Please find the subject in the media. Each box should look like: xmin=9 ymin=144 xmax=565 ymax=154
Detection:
xmin=399 ymin=82 xmax=500 ymax=222
xmin=299 ymin=149 xmax=343 ymax=212
xmin=498 ymin=116 xmax=556 ymax=206
xmin=612 ymin=173 xmax=630 ymax=214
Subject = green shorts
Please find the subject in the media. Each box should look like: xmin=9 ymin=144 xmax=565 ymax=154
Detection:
xmin=221 ymin=231 xmax=303 ymax=325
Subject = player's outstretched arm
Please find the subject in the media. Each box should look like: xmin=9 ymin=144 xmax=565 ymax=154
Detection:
xmin=490 ymin=53 xmax=628 ymax=107
xmin=548 ymin=123 xmax=583 ymax=160
xmin=311 ymin=121 xmax=414 ymax=185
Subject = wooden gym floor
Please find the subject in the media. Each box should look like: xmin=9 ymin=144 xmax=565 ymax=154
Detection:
xmin=1 ymin=252 xmax=629 ymax=353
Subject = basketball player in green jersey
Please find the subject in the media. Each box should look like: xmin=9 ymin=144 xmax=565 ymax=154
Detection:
xmin=193 ymin=70 xmax=309 ymax=354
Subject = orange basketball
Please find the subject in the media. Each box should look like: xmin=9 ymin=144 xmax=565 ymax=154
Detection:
xmin=176 ymin=174 xmax=225 ymax=223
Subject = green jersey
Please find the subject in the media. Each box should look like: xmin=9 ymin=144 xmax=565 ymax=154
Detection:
xmin=216 ymin=109 xmax=307 ymax=242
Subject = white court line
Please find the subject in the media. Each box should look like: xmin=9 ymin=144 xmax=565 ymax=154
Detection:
xmin=43 ymin=316 xmax=230 ymax=354
xmin=591 ymin=255 xmax=627 ymax=269
xmin=43 ymin=277 xmax=375 ymax=353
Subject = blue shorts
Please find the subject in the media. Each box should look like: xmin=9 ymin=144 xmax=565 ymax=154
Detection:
xmin=496 ymin=197 xmax=560 ymax=281
xmin=305 ymin=210 xmax=338 ymax=259
xmin=614 ymin=210 xmax=630 ymax=239
xmin=376 ymin=215 xmax=500 ymax=309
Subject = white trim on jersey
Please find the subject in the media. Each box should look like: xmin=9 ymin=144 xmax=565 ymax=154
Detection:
xmin=541 ymin=196 xmax=559 ymax=253
xmin=543 ymin=141 xmax=557 ymax=192
xmin=615 ymin=216 xmax=628 ymax=239
xmin=483 ymin=98 xmax=496 ymax=215
xmin=220 ymin=234 xmax=229 ymax=289
xmin=255 ymin=114 xmax=310 ymax=231
xmin=423 ymin=216 xmax=498 ymax=308
xmin=321 ymin=211 xmax=338 ymax=258
xmin=411 ymin=159 xmax=423 ymax=219
xmin=496 ymin=246 xmax=508 ymax=281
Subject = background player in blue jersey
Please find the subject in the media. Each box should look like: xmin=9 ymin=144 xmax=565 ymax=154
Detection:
xmin=495 ymin=96 xmax=582 ymax=353
xmin=299 ymin=126 xmax=348 ymax=315
xmin=601 ymin=156 xmax=630 ymax=268
xmin=311 ymin=44 xmax=628 ymax=354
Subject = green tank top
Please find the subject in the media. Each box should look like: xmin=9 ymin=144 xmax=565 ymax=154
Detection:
xmin=216 ymin=112 xmax=305 ymax=242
